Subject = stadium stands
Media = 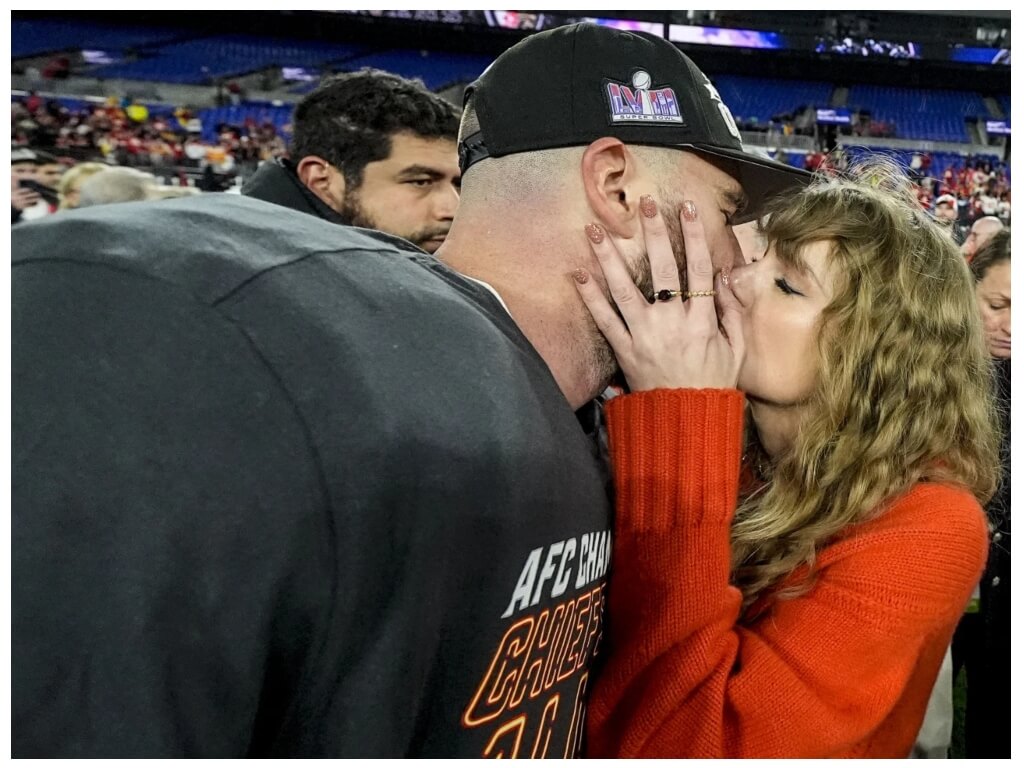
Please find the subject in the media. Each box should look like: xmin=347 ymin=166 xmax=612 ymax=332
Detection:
xmin=316 ymin=48 xmax=494 ymax=92
xmin=88 ymin=34 xmax=366 ymax=84
xmin=842 ymin=146 xmax=1003 ymax=180
xmin=847 ymin=85 xmax=992 ymax=142
xmin=197 ymin=104 xmax=292 ymax=142
xmin=12 ymin=17 xmax=189 ymax=59
xmin=997 ymin=94 xmax=1011 ymax=120
xmin=713 ymin=75 xmax=833 ymax=124
xmin=11 ymin=15 xmax=1009 ymax=187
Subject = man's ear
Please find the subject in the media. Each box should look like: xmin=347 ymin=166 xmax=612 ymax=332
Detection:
xmin=296 ymin=155 xmax=344 ymax=211
xmin=580 ymin=137 xmax=642 ymax=239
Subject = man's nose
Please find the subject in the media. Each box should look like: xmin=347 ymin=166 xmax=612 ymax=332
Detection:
xmin=717 ymin=225 xmax=746 ymax=271
xmin=730 ymin=220 xmax=763 ymax=267
xmin=435 ymin=184 xmax=460 ymax=221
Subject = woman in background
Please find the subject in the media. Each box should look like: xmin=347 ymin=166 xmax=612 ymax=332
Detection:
xmin=955 ymin=227 xmax=1010 ymax=757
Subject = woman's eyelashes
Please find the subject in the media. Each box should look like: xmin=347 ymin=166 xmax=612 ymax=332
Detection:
xmin=774 ymin=276 xmax=805 ymax=296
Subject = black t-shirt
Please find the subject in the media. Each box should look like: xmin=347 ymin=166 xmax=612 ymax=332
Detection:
xmin=12 ymin=195 xmax=613 ymax=757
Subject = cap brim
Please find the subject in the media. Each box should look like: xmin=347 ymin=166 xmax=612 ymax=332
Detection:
xmin=687 ymin=144 xmax=813 ymax=224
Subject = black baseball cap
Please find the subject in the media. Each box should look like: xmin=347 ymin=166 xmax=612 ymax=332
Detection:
xmin=11 ymin=147 xmax=58 ymax=165
xmin=460 ymin=23 xmax=811 ymax=223
xmin=12 ymin=147 xmax=39 ymax=165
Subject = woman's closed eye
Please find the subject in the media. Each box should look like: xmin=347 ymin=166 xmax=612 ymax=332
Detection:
xmin=774 ymin=276 xmax=805 ymax=296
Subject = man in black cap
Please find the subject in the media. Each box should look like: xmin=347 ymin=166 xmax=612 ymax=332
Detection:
xmin=11 ymin=147 xmax=61 ymax=224
xmin=13 ymin=24 xmax=808 ymax=758
xmin=242 ymin=68 xmax=462 ymax=254
xmin=447 ymin=23 xmax=808 ymax=391
xmin=934 ymin=193 xmax=966 ymax=244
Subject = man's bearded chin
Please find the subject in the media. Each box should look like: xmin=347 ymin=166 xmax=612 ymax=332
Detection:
xmin=338 ymin=193 xmax=450 ymax=253
xmin=404 ymin=225 xmax=451 ymax=253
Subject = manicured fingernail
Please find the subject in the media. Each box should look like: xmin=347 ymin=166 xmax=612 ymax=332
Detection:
xmin=572 ymin=268 xmax=589 ymax=285
xmin=585 ymin=223 xmax=605 ymax=244
xmin=640 ymin=194 xmax=657 ymax=218
xmin=682 ymin=200 xmax=697 ymax=222
xmin=720 ymin=265 xmax=732 ymax=287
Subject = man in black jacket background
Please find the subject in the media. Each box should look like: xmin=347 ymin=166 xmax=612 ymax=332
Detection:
xmin=242 ymin=68 xmax=462 ymax=253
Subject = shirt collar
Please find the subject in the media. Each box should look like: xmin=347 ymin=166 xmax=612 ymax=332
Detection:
xmin=461 ymin=274 xmax=512 ymax=318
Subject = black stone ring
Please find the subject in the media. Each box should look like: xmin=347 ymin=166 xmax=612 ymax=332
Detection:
xmin=653 ymin=289 xmax=685 ymax=302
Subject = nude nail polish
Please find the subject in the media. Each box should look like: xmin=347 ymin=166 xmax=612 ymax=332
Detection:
xmin=640 ymin=195 xmax=657 ymax=218
xmin=585 ymin=223 xmax=605 ymax=244
xmin=682 ymin=200 xmax=697 ymax=222
xmin=572 ymin=268 xmax=589 ymax=284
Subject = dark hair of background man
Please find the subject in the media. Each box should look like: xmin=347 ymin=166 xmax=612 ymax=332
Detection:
xmin=290 ymin=67 xmax=460 ymax=189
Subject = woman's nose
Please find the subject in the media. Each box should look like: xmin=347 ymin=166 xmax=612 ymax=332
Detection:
xmin=726 ymin=261 xmax=755 ymax=305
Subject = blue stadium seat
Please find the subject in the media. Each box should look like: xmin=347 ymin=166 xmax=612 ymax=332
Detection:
xmin=998 ymin=94 xmax=1011 ymax=120
xmin=196 ymin=104 xmax=294 ymax=142
xmin=712 ymin=75 xmax=833 ymax=124
xmin=847 ymin=85 xmax=991 ymax=142
xmin=331 ymin=49 xmax=494 ymax=91
xmin=12 ymin=18 xmax=188 ymax=58
xmin=89 ymin=34 xmax=366 ymax=84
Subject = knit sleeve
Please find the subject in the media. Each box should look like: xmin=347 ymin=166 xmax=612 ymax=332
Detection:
xmin=585 ymin=389 xmax=989 ymax=758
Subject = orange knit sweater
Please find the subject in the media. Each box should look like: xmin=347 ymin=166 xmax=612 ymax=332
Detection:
xmin=586 ymin=389 xmax=989 ymax=758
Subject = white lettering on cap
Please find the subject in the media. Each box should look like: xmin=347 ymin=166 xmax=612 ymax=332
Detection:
xmin=702 ymin=75 xmax=742 ymax=141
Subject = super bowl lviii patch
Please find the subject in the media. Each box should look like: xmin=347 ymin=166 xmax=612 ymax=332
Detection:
xmin=605 ymin=70 xmax=684 ymax=125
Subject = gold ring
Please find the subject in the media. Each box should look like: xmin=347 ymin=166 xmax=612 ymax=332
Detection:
xmin=684 ymin=290 xmax=716 ymax=298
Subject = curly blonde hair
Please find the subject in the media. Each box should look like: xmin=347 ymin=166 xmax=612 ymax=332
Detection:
xmin=56 ymin=162 xmax=109 ymax=209
xmin=731 ymin=160 xmax=1001 ymax=615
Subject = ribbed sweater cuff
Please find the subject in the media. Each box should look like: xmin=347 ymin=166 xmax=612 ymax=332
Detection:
xmin=605 ymin=388 xmax=745 ymax=532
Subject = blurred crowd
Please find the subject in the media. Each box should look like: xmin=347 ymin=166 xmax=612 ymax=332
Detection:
xmin=800 ymin=148 xmax=1010 ymax=234
xmin=13 ymin=89 xmax=1012 ymax=250
xmin=11 ymin=93 xmax=288 ymax=175
xmin=11 ymin=145 xmax=201 ymax=224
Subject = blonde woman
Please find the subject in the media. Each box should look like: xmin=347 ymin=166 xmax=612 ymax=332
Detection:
xmin=56 ymin=162 xmax=108 ymax=210
xmin=76 ymin=167 xmax=200 ymax=208
xmin=571 ymin=165 xmax=999 ymax=758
